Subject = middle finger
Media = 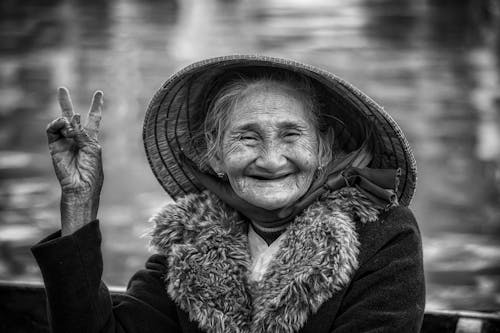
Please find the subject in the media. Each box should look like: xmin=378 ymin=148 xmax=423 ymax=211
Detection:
xmin=84 ymin=90 xmax=103 ymax=139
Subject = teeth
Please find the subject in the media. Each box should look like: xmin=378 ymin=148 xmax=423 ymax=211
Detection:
xmin=251 ymin=174 xmax=289 ymax=180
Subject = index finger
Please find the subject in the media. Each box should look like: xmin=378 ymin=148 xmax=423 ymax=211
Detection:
xmin=57 ymin=87 xmax=75 ymax=119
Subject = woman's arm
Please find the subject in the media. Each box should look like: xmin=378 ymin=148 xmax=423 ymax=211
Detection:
xmin=31 ymin=220 xmax=182 ymax=333
xmin=331 ymin=206 xmax=426 ymax=333
xmin=38 ymin=89 xmax=181 ymax=332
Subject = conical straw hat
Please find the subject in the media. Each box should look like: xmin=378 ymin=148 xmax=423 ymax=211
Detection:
xmin=143 ymin=55 xmax=417 ymax=206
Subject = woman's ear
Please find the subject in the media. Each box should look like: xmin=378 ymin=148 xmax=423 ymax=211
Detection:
xmin=208 ymin=153 xmax=224 ymax=174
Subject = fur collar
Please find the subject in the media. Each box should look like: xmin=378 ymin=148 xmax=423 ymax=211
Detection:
xmin=148 ymin=187 xmax=381 ymax=333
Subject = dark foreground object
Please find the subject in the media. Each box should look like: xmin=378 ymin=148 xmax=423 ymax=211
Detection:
xmin=1 ymin=281 xmax=499 ymax=333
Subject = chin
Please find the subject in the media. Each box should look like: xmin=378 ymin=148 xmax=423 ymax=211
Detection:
xmin=249 ymin=195 xmax=297 ymax=211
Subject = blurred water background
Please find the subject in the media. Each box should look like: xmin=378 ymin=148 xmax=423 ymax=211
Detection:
xmin=1 ymin=0 xmax=500 ymax=311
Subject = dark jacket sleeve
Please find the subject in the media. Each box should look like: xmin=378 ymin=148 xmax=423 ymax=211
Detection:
xmin=331 ymin=206 xmax=426 ymax=333
xmin=31 ymin=220 xmax=182 ymax=333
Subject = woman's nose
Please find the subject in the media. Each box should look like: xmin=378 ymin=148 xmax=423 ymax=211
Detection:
xmin=255 ymin=142 xmax=287 ymax=171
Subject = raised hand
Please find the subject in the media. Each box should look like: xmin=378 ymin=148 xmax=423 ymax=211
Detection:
xmin=46 ymin=87 xmax=104 ymax=235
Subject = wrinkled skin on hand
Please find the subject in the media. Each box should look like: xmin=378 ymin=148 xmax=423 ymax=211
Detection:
xmin=46 ymin=87 xmax=104 ymax=235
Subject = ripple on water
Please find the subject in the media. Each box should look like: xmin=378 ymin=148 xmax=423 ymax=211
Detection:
xmin=0 ymin=151 xmax=33 ymax=169
xmin=1 ymin=177 xmax=57 ymax=210
xmin=0 ymin=225 xmax=41 ymax=243
xmin=424 ymin=232 xmax=500 ymax=310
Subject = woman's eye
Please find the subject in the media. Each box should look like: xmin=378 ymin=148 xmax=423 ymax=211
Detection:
xmin=239 ymin=134 xmax=258 ymax=142
xmin=283 ymin=131 xmax=300 ymax=139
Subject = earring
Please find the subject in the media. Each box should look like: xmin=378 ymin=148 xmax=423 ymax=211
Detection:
xmin=317 ymin=165 xmax=324 ymax=172
xmin=217 ymin=172 xmax=225 ymax=179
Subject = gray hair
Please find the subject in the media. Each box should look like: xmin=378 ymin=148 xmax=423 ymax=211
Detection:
xmin=197 ymin=72 xmax=335 ymax=173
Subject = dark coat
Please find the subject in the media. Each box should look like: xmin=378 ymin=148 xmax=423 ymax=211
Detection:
xmin=32 ymin=187 xmax=425 ymax=333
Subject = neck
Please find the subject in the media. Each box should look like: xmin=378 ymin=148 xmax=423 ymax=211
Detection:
xmin=251 ymin=220 xmax=290 ymax=245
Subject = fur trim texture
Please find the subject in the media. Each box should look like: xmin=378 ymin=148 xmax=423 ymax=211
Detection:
xmin=148 ymin=187 xmax=381 ymax=333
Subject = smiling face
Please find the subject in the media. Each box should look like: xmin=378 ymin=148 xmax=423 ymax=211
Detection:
xmin=209 ymin=83 xmax=320 ymax=210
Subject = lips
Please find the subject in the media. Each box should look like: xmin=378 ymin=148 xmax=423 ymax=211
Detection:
xmin=247 ymin=172 xmax=292 ymax=181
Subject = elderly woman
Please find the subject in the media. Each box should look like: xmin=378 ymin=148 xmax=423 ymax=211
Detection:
xmin=33 ymin=55 xmax=425 ymax=333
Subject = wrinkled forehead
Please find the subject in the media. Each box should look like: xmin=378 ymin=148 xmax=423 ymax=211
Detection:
xmin=236 ymin=83 xmax=308 ymax=110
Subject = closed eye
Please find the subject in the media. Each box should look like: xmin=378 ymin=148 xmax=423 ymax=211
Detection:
xmin=282 ymin=130 xmax=301 ymax=140
xmin=239 ymin=132 xmax=259 ymax=142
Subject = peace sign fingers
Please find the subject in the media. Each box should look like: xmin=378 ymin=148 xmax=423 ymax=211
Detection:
xmin=57 ymin=87 xmax=75 ymax=119
xmin=84 ymin=91 xmax=103 ymax=140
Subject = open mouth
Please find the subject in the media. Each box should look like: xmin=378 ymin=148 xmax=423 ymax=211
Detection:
xmin=249 ymin=173 xmax=291 ymax=181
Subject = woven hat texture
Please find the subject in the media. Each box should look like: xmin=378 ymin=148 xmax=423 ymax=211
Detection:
xmin=143 ymin=55 xmax=417 ymax=206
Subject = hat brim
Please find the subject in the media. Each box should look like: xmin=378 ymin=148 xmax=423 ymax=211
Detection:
xmin=143 ymin=55 xmax=417 ymax=206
